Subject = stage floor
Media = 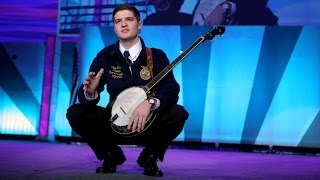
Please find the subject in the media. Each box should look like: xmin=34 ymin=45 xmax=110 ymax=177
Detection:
xmin=0 ymin=140 xmax=319 ymax=179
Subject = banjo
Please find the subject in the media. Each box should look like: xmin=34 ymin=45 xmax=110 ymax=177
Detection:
xmin=109 ymin=26 xmax=225 ymax=137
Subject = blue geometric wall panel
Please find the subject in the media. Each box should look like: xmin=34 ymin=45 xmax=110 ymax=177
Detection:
xmin=54 ymin=43 xmax=77 ymax=136
xmin=202 ymin=26 xmax=265 ymax=143
xmin=181 ymin=26 xmax=213 ymax=142
xmin=0 ymin=43 xmax=45 ymax=135
xmin=299 ymin=111 xmax=320 ymax=148
xmin=256 ymin=27 xmax=320 ymax=146
xmin=241 ymin=26 xmax=303 ymax=145
xmin=1 ymin=26 xmax=318 ymax=148
xmin=50 ymin=26 xmax=320 ymax=148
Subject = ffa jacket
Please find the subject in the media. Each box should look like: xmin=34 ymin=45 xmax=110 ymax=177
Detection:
xmin=77 ymin=37 xmax=180 ymax=112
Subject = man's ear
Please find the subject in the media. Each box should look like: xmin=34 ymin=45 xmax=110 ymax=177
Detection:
xmin=138 ymin=21 xmax=143 ymax=29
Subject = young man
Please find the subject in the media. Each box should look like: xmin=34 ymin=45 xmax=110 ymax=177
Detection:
xmin=66 ymin=4 xmax=188 ymax=177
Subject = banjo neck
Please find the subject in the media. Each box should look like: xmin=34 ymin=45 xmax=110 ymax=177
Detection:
xmin=142 ymin=26 xmax=225 ymax=93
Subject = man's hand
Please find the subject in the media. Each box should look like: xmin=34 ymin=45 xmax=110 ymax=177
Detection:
xmin=127 ymin=100 xmax=152 ymax=133
xmin=83 ymin=68 xmax=104 ymax=97
xmin=204 ymin=4 xmax=227 ymax=25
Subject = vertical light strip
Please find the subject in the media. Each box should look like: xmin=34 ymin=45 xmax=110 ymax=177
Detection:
xmin=93 ymin=0 xmax=102 ymax=25
xmin=39 ymin=35 xmax=56 ymax=139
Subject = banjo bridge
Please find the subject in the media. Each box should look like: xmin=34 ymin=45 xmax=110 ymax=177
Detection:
xmin=110 ymin=114 xmax=119 ymax=122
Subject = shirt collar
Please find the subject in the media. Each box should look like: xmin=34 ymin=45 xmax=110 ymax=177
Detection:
xmin=119 ymin=38 xmax=142 ymax=62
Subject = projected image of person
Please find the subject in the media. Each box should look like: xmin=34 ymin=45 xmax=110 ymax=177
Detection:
xmin=66 ymin=4 xmax=188 ymax=177
xmin=143 ymin=0 xmax=193 ymax=25
xmin=193 ymin=0 xmax=278 ymax=25
xmin=143 ymin=0 xmax=278 ymax=25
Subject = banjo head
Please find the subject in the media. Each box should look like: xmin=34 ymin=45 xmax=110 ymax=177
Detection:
xmin=109 ymin=86 xmax=157 ymax=137
xmin=110 ymin=112 xmax=157 ymax=137
xmin=111 ymin=87 xmax=147 ymax=126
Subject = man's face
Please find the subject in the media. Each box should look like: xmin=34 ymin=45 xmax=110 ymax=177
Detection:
xmin=113 ymin=10 xmax=142 ymax=42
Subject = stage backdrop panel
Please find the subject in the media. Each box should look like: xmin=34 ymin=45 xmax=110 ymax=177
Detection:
xmin=53 ymin=42 xmax=78 ymax=137
xmin=54 ymin=26 xmax=320 ymax=148
xmin=0 ymin=43 xmax=45 ymax=136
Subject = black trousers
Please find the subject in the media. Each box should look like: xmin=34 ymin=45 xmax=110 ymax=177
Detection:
xmin=66 ymin=104 xmax=188 ymax=161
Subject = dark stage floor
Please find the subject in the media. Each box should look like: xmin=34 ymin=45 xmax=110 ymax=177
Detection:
xmin=0 ymin=140 xmax=319 ymax=180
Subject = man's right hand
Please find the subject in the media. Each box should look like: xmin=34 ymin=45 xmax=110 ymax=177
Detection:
xmin=204 ymin=4 xmax=227 ymax=25
xmin=83 ymin=68 xmax=104 ymax=98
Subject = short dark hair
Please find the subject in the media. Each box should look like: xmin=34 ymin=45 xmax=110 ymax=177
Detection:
xmin=112 ymin=4 xmax=141 ymax=22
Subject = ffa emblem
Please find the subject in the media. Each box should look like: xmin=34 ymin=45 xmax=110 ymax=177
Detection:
xmin=140 ymin=66 xmax=151 ymax=80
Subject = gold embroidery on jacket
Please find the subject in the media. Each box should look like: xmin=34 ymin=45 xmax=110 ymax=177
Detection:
xmin=109 ymin=66 xmax=123 ymax=79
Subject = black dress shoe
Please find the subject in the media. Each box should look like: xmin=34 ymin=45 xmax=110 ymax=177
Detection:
xmin=96 ymin=151 xmax=126 ymax=173
xmin=137 ymin=151 xmax=163 ymax=177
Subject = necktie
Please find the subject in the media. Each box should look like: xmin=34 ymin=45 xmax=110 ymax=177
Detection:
xmin=124 ymin=50 xmax=132 ymax=66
